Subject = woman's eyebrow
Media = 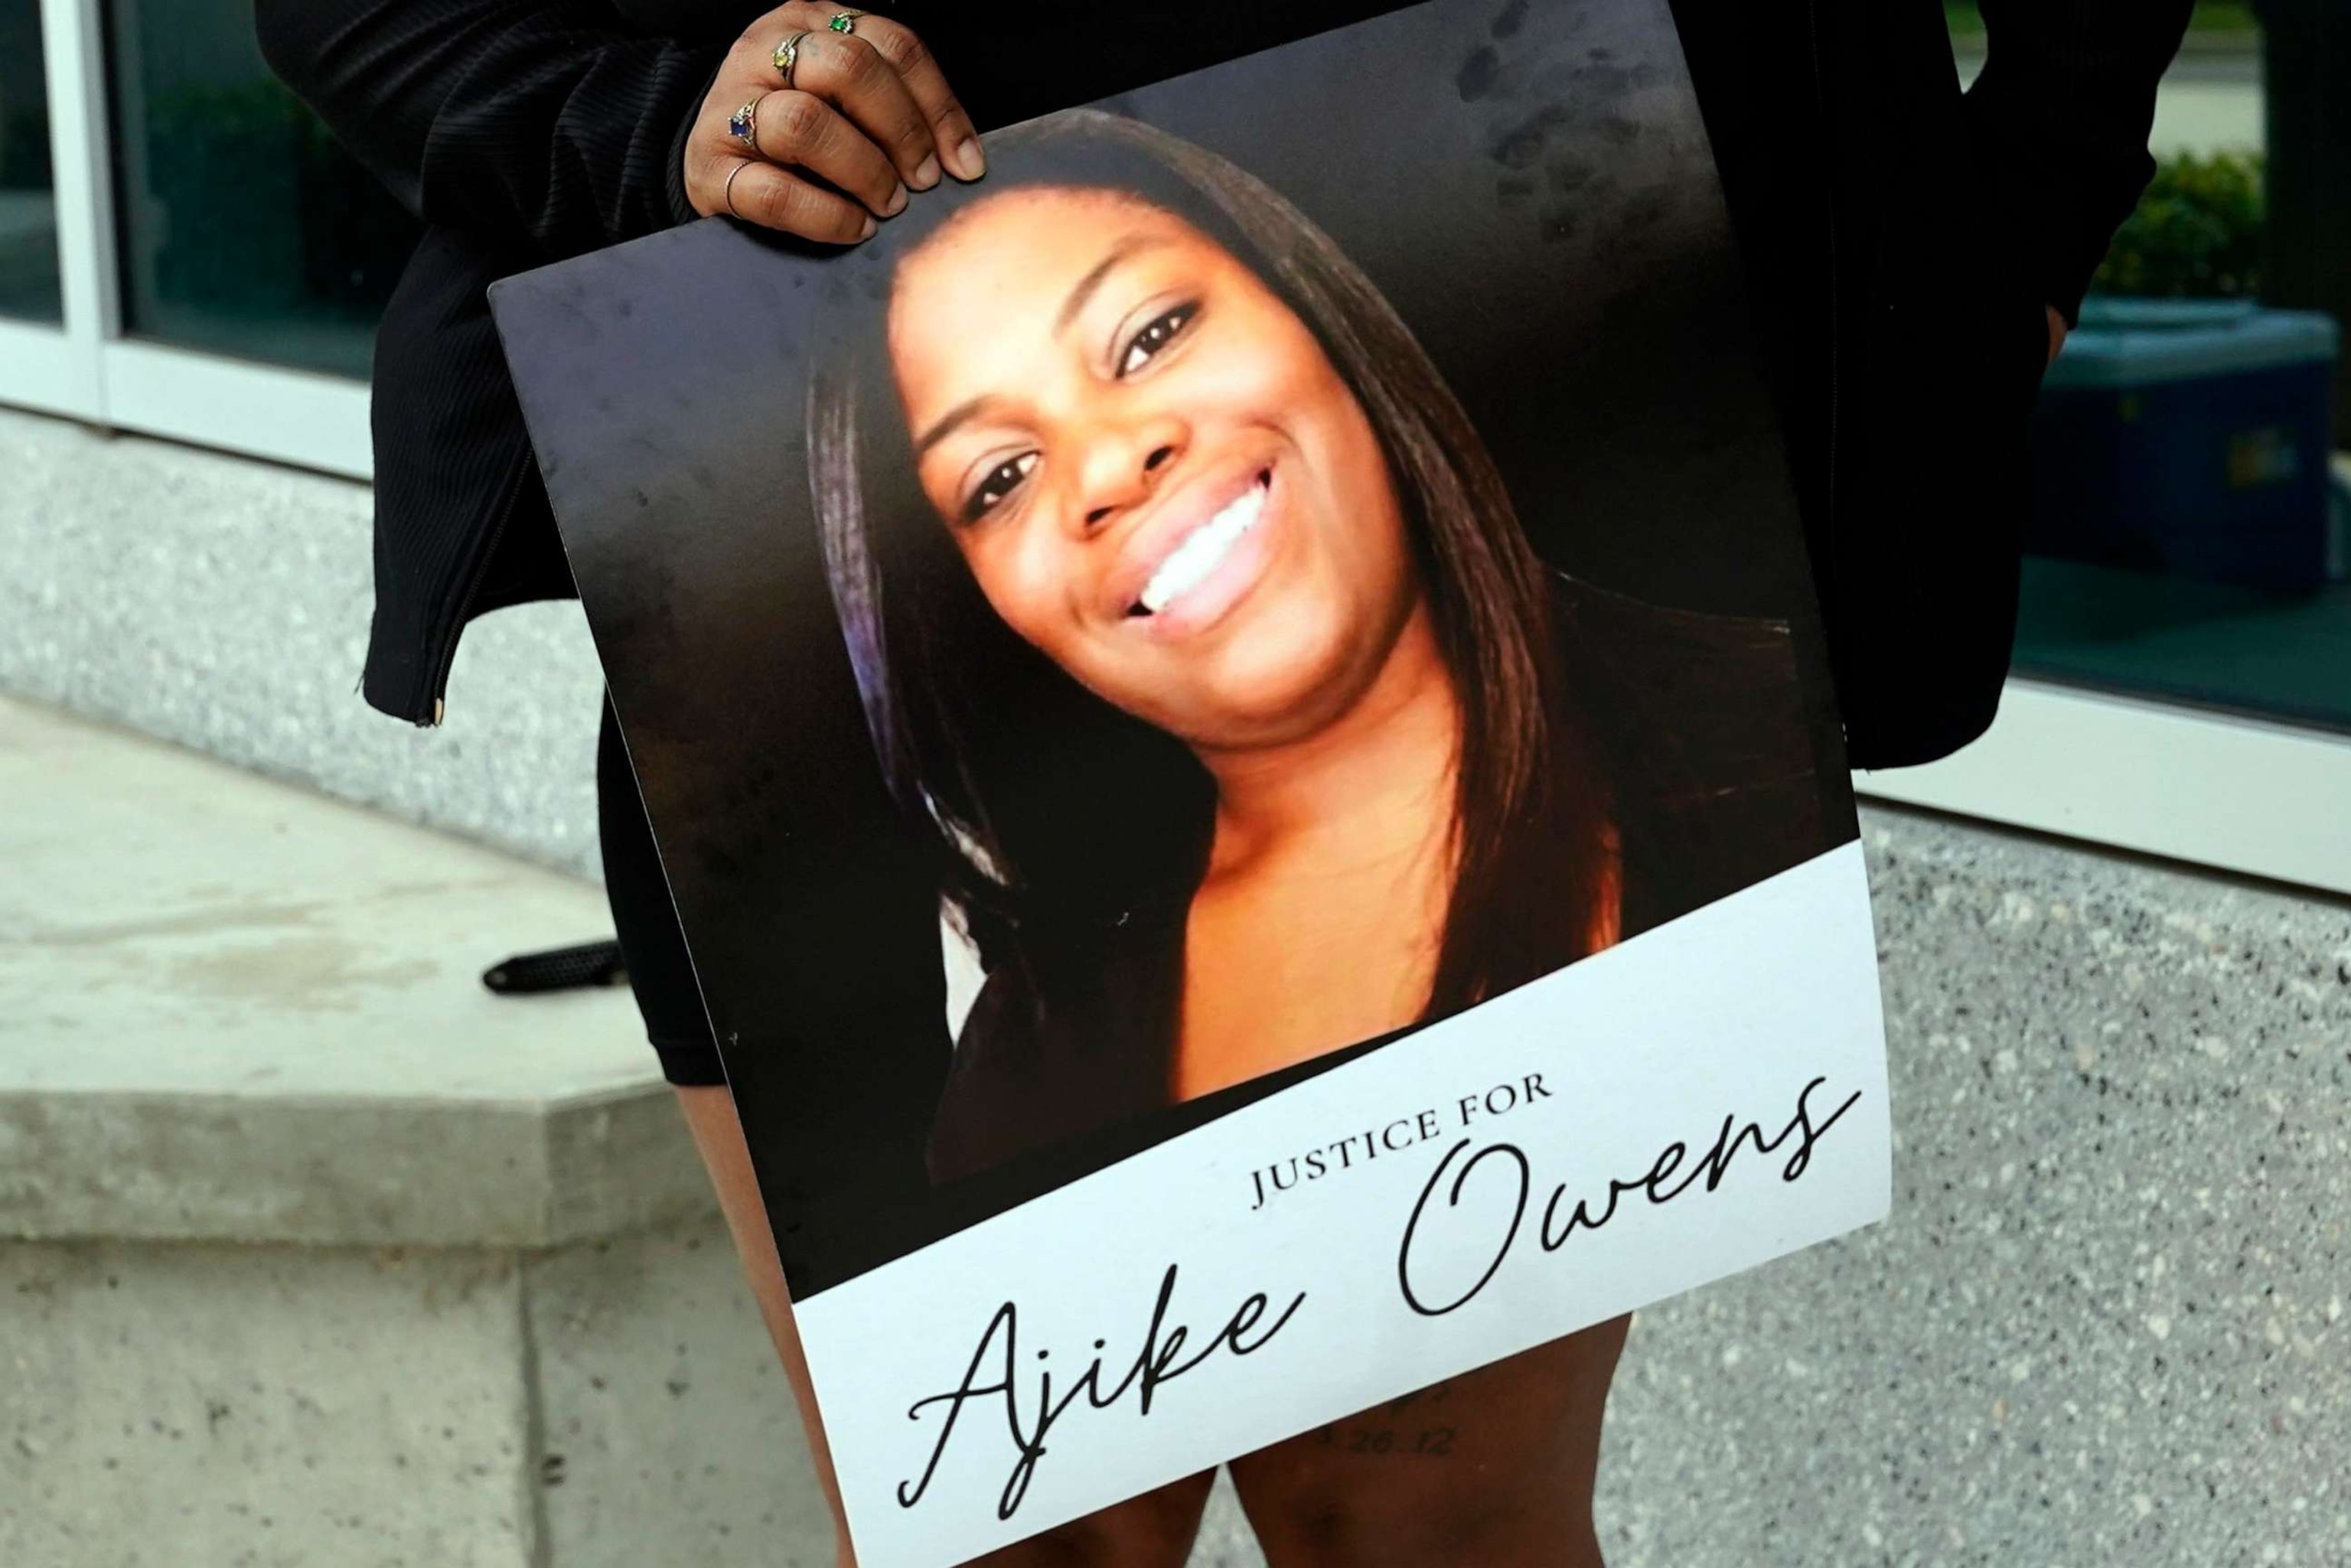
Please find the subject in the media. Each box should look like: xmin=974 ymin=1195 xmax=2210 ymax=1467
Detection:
xmin=914 ymin=233 xmax=1174 ymax=458
xmin=1054 ymin=233 xmax=1171 ymax=336
xmin=915 ymin=395 xmax=995 ymax=460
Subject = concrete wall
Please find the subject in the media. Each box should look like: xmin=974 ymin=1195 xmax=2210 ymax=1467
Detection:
xmin=1605 ymin=808 xmax=2349 ymax=1566
xmin=4 ymin=403 xmax=2346 ymax=1566
xmin=0 ymin=1220 xmax=837 ymax=1568
xmin=0 ymin=407 xmax=606 ymax=879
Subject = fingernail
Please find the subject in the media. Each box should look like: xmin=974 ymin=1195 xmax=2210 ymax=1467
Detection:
xmin=858 ymin=214 xmax=878 ymax=240
xmin=885 ymin=184 xmax=908 ymax=216
xmin=912 ymin=152 xmax=941 ymax=190
xmin=955 ymin=137 xmax=985 ymax=178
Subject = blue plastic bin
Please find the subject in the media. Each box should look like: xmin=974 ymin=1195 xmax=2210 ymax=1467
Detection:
xmin=2027 ymin=298 xmax=2343 ymax=590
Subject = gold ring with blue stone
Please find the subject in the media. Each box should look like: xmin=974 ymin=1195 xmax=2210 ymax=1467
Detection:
xmin=728 ymin=94 xmax=763 ymax=153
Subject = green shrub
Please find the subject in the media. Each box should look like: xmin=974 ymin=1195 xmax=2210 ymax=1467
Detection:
xmin=2093 ymin=149 xmax=2266 ymax=299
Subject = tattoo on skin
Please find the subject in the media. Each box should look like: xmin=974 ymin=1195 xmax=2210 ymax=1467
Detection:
xmin=1309 ymin=1381 xmax=1457 ymax=1457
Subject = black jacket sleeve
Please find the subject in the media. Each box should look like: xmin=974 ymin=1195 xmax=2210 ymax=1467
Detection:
xmin=1968 ymin=0 xmax=2197 ymax=327
xmin=254 ymin=0 xmax=728 ymax=260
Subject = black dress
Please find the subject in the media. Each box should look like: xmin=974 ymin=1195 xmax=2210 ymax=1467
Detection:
xmin=928 ymin=575 xmax=1838 ymax=1183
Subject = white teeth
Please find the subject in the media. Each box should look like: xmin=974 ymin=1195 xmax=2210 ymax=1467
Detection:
xmin=1138 ymin=478 xmax=1267 ymax=615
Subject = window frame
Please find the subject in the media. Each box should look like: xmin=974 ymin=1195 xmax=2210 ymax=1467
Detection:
xmin=5 ymin=0 xmax=374 ymax=478
xmin=2 ymin=0 xmax=2346 ymax=895
xmin=1854 ymin=679 xmax=2351 ymax=898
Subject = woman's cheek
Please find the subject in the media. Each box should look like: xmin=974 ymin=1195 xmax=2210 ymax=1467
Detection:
xmin=1191 ymin=333 xmax=1303 ymax=414
xmin=976 ymin=522 xmax=1084 ymax=661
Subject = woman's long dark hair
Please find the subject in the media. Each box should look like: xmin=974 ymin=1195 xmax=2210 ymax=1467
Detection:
xmin=807 ymin=108 xmax=1612 ymax=1027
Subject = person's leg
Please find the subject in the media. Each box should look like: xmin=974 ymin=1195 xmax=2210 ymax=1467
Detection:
xmin=675 ymin=1083 xmax=1218 ymax=1568
xmin=1224 ymin=1314 xmax=1631 ymax=1568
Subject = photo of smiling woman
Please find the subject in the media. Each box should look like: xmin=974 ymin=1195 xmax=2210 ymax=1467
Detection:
xmin=808 ymin=108 xmax=1829 ymax=1185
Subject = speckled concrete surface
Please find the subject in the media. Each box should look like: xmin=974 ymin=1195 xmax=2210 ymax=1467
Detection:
xmin=1591 ymin=809 xmax=2349 ymax=1568
xmin=0 ymin=1219 xmax=825 ymax=1568
xmin=1 ymin=1238 xmax=538 ymax=1568
xmin=525 ymin=1223 xmax=830 ymax=1568
xmin=0 ymin=694 xmax=699 ymax=1248
xmin=0 ymin=406 xmax=605 ymax=878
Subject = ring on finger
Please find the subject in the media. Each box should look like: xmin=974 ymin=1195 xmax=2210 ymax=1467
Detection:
xmin=728 ymin=94 xmax=765 ymax=154
xmin=772 ymin=29 xmax=811 ymax=85
xmin=827 ymin=10 xmax=865 ymax=35
xmin=724 ymin=161 xmax=752 ymax=219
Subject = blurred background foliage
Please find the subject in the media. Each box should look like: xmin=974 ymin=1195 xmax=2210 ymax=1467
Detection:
xmin=2093 ymin=150 xmax=2266 ymax=299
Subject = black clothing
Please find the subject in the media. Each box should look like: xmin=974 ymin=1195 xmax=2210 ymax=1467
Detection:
xmin=256 ymin=0 xmax=2193 ymax=1088
xmin=258 ymin=0 xmax=2195 ymax=757
xmin=927 ymin=577 xmax=1827 ymax=1182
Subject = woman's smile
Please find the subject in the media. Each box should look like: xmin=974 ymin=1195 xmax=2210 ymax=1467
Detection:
xmin=1116 ymin=462 xmax=1279 ymax=636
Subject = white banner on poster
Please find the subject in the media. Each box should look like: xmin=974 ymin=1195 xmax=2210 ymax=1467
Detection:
xmin=797 ymin=841 xmax=1888 ymax=1568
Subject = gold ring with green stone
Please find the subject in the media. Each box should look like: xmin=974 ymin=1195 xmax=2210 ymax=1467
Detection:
xmin=827 ymin=10 xmax=865 ymax=34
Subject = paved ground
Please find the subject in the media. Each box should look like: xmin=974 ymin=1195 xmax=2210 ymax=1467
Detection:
xmin=0 ymin=691 xmax=641 ymax=1110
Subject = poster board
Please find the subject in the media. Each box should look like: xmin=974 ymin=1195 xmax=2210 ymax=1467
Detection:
xmin=493 ymin=2 xmax=1890 ymax=1560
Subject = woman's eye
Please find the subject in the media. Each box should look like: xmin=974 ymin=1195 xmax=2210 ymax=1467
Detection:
xmin=1116 ymin=302 xmax=1199 ymax=378
xmin=963 ymin=451 xmax=1039 ymax=522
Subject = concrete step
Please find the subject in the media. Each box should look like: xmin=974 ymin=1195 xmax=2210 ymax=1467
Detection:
xmin=0 ymin=691 xmax=704 ymax=1249
xmin=0 ymin=693 xmax=842 ymax=1568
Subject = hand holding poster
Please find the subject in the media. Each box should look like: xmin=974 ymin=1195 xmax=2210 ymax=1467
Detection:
xmin=492 ymin=2 xmax=1891 ymax=1561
